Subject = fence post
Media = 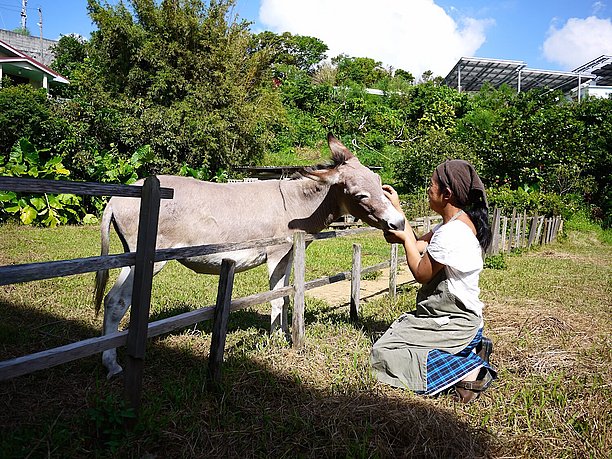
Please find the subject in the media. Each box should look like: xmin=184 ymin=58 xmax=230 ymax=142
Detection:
xmin=508 ymin=209 xmax=516 ymax=250
xmin=501 ymin=216 xmax=508 ymax=253
xmin=389 ymin=244 xmax=398 ymax=300
xmin=124 ymin=176 xmax=162 ymax=413
xmin=350 ymin=244 xmax=362 ymax=322
xmin=207 ymin=258 xmax=236 ymax=387
xmin=488 ymin=207 xmax=501 ymax=255
xmin=292 ymin=231 xmax=306 ymax=349
xmin=554 ymin=217 xmax=562 ymax=240
xmin=521 ymin=211 xmax=527 ymax=248
xmin=527 ymin=215 xmax=538 ymax=248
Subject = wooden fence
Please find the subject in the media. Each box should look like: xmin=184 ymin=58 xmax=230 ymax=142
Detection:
xmin=0 ymin=176 xmax=405 ymax=414
xmin=408 ymin=209 xmax=562 ymax=254
xmin=486 ymin=207 xmax=563 ymax=255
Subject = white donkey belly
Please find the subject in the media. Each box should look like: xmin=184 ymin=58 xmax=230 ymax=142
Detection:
xmin=178 ymin=249 xmax=268 ymax=274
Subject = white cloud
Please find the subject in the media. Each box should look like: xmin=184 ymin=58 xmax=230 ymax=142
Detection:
xmin=258 ymin=0 xmax=492 ymax=78
xmin=543 ymin=16 xmax=612 ymax=70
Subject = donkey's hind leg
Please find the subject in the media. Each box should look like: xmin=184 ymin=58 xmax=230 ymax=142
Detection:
xmin=101 ymin=261 xmax=167 ymax=379
xmin=101 ymin=266 xmax=134 ymax=379
xmin=267 ymin=247 xmax=293 ymax=335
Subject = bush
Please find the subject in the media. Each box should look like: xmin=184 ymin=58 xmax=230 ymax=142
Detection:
xmin=0 ymin=138 xmax=91 ymax=226
xmin=0 ymin=84 xmax=69 ymax=156
xmin=487 ymin=185 xmax=585 ymax=220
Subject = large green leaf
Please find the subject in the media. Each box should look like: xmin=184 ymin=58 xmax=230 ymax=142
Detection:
xmin=20 ymin=206 xmax=37 ymax=224
xmin=29 ymin=197 xmax=46 ymax=211
xmin=0 ymin=191 xmax=17 ymax=202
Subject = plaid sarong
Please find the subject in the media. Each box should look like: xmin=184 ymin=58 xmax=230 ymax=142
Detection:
xmin=421 ymin=328 xmax=494 ymax=395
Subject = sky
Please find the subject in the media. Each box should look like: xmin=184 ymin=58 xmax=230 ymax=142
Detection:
xmin=0 ymin=0 xmax=611 ymax=78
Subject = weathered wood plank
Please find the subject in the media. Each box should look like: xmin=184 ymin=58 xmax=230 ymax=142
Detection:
xmin=488 ymin=207 xmax=501 ymax=255
xmin=500 ymin=216 xmax=507 ymax=252
xmin=389 ymin=243 xmax=398 ymax=300
xmin=0 ymin=253 xmax=135 ymax=286
xmin=0 ymin=332 xmax=127 ymax=381
xmin=292 ymin=231 xmax=306 ymax=349
xmin=0 ymin=176 xmax=173 ymax=199
xmin=207 ymin=259 xmax=236 ymax=386
xmin=0 ymin=227 xmax=379 ymax=288
xmin=125 ymin=176 xmax=162 ymax=412
xmin=350 ymin=243 xmax=362 ymax=322
xmin=527 ymin=215 xmax=539 ymax=248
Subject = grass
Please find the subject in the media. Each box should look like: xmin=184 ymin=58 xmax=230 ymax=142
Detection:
xmin=0 ymin=222 xmax=610 ymax=458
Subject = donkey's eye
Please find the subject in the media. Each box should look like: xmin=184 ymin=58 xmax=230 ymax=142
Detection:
xmin=355 ymin=194 xmax=369 ymax=201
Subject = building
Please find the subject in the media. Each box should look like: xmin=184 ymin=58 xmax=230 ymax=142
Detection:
xmin=0 ymin=37 xmax=68 ymax=90
xmin=0 ymin=29 xmax=57 ymax=66
xmin=573 ymin=55 xmax=612 ymax=99
xmin=444 ymin=55 xmax=612 ymax=100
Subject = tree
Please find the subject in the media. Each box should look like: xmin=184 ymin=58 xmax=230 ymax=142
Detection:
xmin=50 ymin=34 xmax=88 ymax=98
xmin=394 ymin=68 xmax=414 ymax=84
xmin=60 ymin=0 xmax=284 ymax=175
xmin=332 ymin=54 xmax=389 ymax=87
xmin=251 ymin=31 xmax=328 ymax=72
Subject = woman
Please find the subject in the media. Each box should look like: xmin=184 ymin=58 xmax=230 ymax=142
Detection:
xmin=371 ymin=159 xmax=496 ymax=403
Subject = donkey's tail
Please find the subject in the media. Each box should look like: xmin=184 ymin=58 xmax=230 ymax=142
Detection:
xmin=94 ymin=203 xmax=113 ymax=315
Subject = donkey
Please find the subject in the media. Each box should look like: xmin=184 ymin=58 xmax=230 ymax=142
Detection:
xmin=94 ymin=134 xmax=405 ymax=378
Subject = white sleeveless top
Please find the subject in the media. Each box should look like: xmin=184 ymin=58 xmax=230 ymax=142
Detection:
xmin=426 ymin=220 xmax=484 ymax=317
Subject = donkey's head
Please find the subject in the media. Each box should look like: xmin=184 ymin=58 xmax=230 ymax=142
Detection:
xmin=324 ymin=134 xmax=405 ymax=233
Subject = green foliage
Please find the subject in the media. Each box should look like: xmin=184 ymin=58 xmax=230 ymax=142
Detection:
xmin=0 ymin=139 xmax=87 ymax=226
xmin=49 ymin=34 xmax=88 ymax=99
xmin=392 ymin=130 xmax=479 ymax=193
xmin=484 ymin=253 xmax=507 ymax=270
xmin=252 ymin=31 xmax=328 ymax=72
xmin=87 ymin=144 xmax=153 ymax=184
xmin=57 ymin=0 xmax=284 ymax=175
xmin=87 ymin=394 xmax=136 ymax=451
xmin=333 ymin=54 xmax=389 ymax=87
xmin=0 ymin=84 xmax=70 ymax=155
xmin=487 ymin=185 xmax=584 ymax=220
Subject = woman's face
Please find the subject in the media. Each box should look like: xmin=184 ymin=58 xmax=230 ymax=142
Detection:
xmin=427 ymin=173 xmax=446 ymax=212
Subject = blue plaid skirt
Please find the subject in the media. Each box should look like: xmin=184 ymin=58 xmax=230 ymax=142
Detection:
xmin=419 ymin=328 xmax=495 ymax=395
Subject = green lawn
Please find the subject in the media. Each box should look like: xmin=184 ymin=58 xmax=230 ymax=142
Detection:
xmin=0 ymin=222 xmax=610 ymax=458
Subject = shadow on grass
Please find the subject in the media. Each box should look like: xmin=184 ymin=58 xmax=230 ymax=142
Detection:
xmin=0 ymin=296 xmax=495 ymax=458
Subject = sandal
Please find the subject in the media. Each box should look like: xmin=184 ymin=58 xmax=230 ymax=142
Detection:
xmin=454 ymin=368 xmax=494 ymax=403
xmin=476 ymin=337 xmax=493 ymax=363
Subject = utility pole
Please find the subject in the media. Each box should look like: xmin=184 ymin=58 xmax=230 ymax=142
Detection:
xmin=37 ymin=8 xmax=43 ymax=63
xmin=20 ymin=0 xmax=28 ymax=30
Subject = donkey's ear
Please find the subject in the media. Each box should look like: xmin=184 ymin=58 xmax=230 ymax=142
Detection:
xmin=327 ymin=133 xmax=356 ymax=165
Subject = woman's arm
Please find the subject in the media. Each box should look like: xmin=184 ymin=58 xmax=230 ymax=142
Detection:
xmin=416 ymin=231 xmax=433 ymax=254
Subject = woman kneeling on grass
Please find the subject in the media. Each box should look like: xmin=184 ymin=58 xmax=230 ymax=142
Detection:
xmin=371 ymin=160 xmax=497 ymax=403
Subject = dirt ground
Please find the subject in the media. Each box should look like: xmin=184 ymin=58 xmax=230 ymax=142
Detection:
xmin=306 ymin=264 xmax=416 ymax=305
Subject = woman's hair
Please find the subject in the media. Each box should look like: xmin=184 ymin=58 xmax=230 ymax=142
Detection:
xmin=466 ymin=206 xmax=492 ymax=251
xmin=435 ymin=168 xmax=492 ymax=251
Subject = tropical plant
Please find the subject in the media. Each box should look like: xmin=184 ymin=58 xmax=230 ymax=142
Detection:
xmin=0 ymin=139 xmax=89 ymax=226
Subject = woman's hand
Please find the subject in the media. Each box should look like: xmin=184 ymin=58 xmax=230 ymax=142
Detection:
xmin=383 ymin=229 xmax=406 ymax=245
xmin=382 ymin=185 xmax=402 ymax=213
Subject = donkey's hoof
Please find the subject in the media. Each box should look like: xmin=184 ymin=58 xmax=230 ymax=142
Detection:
xmin=106 ymin=365 xmax=124 ymax=380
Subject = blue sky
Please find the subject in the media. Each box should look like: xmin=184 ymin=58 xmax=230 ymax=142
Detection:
xmin=1 ymin=0 xmax=611 ymax=77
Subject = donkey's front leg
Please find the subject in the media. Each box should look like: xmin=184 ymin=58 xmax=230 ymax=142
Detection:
xmin=266 ymin=247 xmax=293 ymax=334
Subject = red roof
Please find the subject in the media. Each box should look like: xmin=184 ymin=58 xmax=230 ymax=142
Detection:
xmin=0 ymin=38 xmax=69 ymax=84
